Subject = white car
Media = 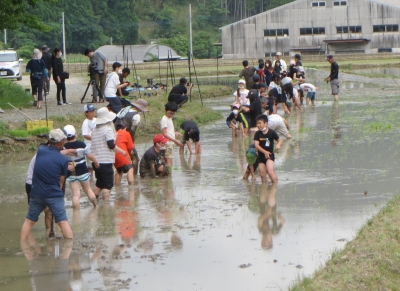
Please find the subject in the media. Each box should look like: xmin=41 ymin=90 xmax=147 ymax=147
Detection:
xmin=0 ymin=50 xmax=23 ymax=81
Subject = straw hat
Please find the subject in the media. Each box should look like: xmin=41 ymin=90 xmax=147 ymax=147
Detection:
xmin=95 ymin=107 xmax=116 ymax=124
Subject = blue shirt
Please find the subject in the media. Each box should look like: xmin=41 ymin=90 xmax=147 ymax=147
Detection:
xmin=30 ymin=145 xmax=69 ymax=198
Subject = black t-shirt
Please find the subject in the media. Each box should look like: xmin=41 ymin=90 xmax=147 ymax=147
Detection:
xmin=249 ymin=100 xmax=262 ymax=127
xmin=288 ymin=67 xmax=298 ymax=79
xmin=169 ymin=84 xmax=188 ymax=96
xmin=64 ymin=140 xmax=88 ymax=176
xmin=330 ymin=62 xmax=339 ymax=80
xmin=254 ymin=129 xmax=280 ymax=156
xmin=51 ymin=57 xmax=64 ymax=81
xmin=41 ymin=52 xmax=52 ymax=70
xmin=180 ymin=120 xmax=199 ymax=141
xmin=139 ymin=146 xmax=164 ymax=175
xmin=226 ymin=112 xmax=245 ymax=123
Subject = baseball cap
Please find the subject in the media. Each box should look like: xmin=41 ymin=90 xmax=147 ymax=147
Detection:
xmin=41 ymin=45 xmax=49 ymax=52
xmin=327 ymin=55 xmax=334 ymax=60
xmin=246 ymin=148 xmax=257 ymax=165
xmin=49 ymin=128 xmax=67 ymax=142
xmin=248 ymin=89 xmax=259 ymax=102
xmin=253 ymin=74 xmax=260 ymax=82
xmin=83 ymin=103 xmax=96 ymax=112
xmin=238 ymin=79 xmax=246 ymax=85
xmin=276 ymin=52 xmax=282 ymax=56
xmin=63 ymin=125 xmax=76 ymax=138
xmin=294 ymin=53 xmax=301 ymax=59
xmin=258 ymin=82 xmax=267 ymax=89
xmin=153 ymin=134 xmax=169 ymax=144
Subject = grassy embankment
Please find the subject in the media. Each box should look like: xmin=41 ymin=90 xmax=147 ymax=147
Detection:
xmin=290 ymin=193 xmax=400 ymax=291
xmin=0 ymin=78 xmax=32 ymax=109
xmin=0 ymin=84 xmax=232 ymax=152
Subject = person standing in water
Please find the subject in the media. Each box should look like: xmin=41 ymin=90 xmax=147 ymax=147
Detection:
xmin=326 ymin=55 xmax=339 ymax=101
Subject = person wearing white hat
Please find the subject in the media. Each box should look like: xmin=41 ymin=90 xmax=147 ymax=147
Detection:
xmin=82 ymin=103 xmax=97 ymax=180
xmin=26 ymin=48 xmax=49 ymax=109
xmin=21 ymin=128 xmax=73 ymax=240
xmin=90 ymin=107 xmax=127 ymax=199
xmin=272 ymin=52 xmax=287 ymax=72
xmin=63 ymin=125 xmax=99 ymax=208
xmin=233 ymin=79 xmax=249 ymax=106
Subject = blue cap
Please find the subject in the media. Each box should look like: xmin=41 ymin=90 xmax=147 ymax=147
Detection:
xmin=83 ymin=104 xmax=96 ymax=112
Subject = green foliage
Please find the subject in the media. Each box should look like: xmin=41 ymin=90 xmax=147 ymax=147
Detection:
xmin=17 ymin=44 xmax=35 ymax=59
xmin=4 ymin=0 xmax=139 ymax=54
xmin=0 ymin=0 xmax=53 ymax=31
xmin=9 ymin=129 xmax=29 ymax=137
xmin=158 ymin=35 xmax=189 ymax=57
xmin=0 ymin=78 xmax=32 ymax=109
xmin=28 ymin=127 xmax=50 ymax=135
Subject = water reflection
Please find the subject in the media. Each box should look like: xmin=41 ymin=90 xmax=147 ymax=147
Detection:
xmin=330 ymin=102 xmax=342 ymax=146
xmin=21 ymin=236 xmax=73 ymax=291
xmin=179 ymin=154 xmax=202 ymax=172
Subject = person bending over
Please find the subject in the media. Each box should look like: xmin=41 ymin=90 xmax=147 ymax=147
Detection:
xmin=140 ymin=134 xmax=170 ymax=178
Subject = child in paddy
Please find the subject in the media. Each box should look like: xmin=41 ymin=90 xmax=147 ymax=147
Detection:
xmin=63 ymin=125 xmax=99 ymax=208
xmin=254 ymin=115 xmax=282 ymax=183
xmin=226 ymin=104 xmax=248 ymax=138
xmin=243 ymin=144 xmax=258 ymax=181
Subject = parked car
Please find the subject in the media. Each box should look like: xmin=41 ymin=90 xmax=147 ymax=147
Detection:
xmin=0 ymin=49 xmax=23 ymax=81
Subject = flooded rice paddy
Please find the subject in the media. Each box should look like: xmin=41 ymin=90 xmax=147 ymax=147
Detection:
xmin=1 ymin=70 xmax=400 ymax=290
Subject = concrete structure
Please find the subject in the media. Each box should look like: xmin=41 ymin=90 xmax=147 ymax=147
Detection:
xmin=97 ymin=45 xmax=181 ymax=63
xmin=220 ymin=0 xmax=400 ymax=58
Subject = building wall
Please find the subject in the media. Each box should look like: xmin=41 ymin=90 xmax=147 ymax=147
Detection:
xmin=220 ymin=0 xmax=400 ymax=58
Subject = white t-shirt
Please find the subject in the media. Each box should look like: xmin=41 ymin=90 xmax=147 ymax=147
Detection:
xmin=233 ymin=89 xmax=250 ymax=105
xmin=130 ymin=109 xmax=141 ymax=126
xmin=300 ymin=83 xmax=316 ymax=92
xmin=81 ymin=118 xmax=97 ymax=144
xmin=160 ymin=115 xmax=175 ymax=145
xmin=104 ymin=72 xmax=120 ymax=97
xmin=26 ymin=155 xmax=37 ymax=184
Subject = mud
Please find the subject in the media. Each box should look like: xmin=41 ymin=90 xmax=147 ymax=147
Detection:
xmin=1 ymin=69 xmax=400 ymax=290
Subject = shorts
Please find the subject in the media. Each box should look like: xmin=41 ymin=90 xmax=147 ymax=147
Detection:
xmin=307 ymin=92 xmax=316 ymax=100
xmin=31 ymin=81 xmax=44 ymax=101
xmin=271 ymin=120 xmax=289 ymax=137
xmin=140 ymin=163 xmax=165 ymax=178
xmin=116 ymin=164 xmax=133 ymax=174
xmin=165 ymin=144 xmax=174 ymax=159
xmin=93 ymin=163 xmax=114 ymax=190
xmin=26 ymin=196 xmax=67 ymax=223
xmin=330 ymin=79 xmax=340 ymax=95
xmin=257 ymin=153 xmax=275 ymax=164
xmin=67 ymin=172 xmax=90 ymax=183
xmin=286 ymin=100 xmax=293 ymax=107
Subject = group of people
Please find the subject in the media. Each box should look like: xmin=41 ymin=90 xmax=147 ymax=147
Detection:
xmin=26 ymin=45 xmax=69 ymax=109
xmin=232 ymin=53 xmax=340 ymax=183
xmin=21 ymin=94 xmax=202 ymax=240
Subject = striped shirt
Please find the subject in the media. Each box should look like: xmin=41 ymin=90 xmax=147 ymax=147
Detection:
xmin=91 ymin=124 xmax=116 ymax=163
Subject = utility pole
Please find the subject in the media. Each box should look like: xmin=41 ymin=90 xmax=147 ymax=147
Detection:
xmin=189 ymin=4 xmax=193 ymax=61
xmin=3 ymin=29 xmax=6 ymax=44
xmin=62 ymin=12 xmax=66 ymax=62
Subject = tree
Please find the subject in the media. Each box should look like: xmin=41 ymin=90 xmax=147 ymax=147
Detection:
xmin=0 ymin=0 xmax=53 ymax=31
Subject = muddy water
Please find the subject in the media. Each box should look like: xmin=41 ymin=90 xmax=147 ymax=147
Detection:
xmin=1 ymin=75 xmax=400 ymax=290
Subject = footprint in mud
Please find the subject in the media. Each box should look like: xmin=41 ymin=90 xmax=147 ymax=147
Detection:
xmin=295 ymin=265 xmax=303 ymax=269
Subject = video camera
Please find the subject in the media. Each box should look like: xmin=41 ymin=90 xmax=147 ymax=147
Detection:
xmin=88 ymin=63 xmax=97 ymax=79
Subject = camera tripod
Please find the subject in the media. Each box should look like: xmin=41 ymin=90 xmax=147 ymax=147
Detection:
xmin=81 ymin=77 xmax=102 ymax=104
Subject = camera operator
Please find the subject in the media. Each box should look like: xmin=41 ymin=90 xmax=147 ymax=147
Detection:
xmin=168 ymin=77 xmax=191 ymax=108
xmin=84 ymin=48 xmax=108 ymax=103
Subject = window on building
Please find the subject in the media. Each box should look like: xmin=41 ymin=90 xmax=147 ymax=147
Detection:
xmin=373 ymin=24 xmax=399 ymax=32
xmin=264 ymin=29 xmax=289 ymax=37
xmin=337 ymin=26 xmax=362 ymax=33
xmin=311 ymin=1 xmax=326 ymax=7
xmin=300 ymin=27 xmax=325 ymax=35
xmin=334 ymin=1 xmax=347 ymax=5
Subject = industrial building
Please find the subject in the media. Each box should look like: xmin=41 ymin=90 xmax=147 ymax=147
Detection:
xmin=220 ymin=0 xmax=400 ymax=58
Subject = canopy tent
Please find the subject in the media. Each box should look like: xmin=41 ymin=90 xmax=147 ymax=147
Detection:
xmin=97 ymin=45 xmax=182 ymax=64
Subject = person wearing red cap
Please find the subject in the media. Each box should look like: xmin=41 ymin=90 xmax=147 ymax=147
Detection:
xmin=139 ymin=134 xmax=170 ymax=178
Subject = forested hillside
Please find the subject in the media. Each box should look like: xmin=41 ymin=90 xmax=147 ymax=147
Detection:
xmin=1 ymin=0 xmax=293 ymax=59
